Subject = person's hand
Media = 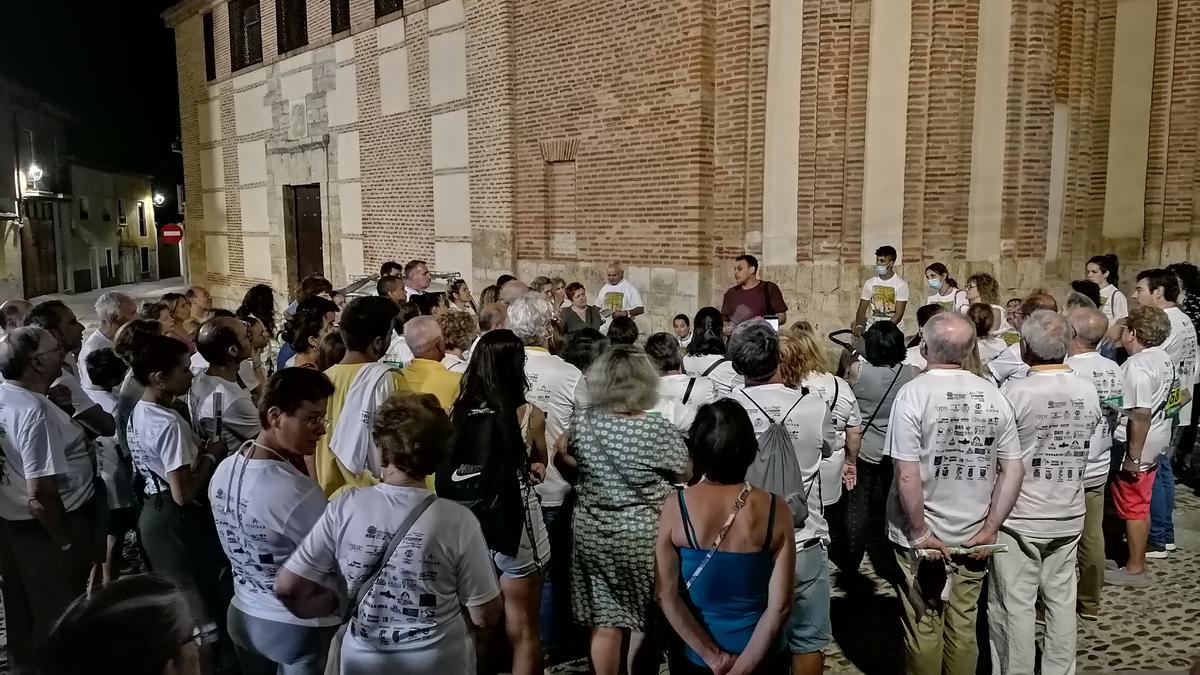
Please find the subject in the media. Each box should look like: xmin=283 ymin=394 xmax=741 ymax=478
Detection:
xmin=47 ymin=385 xmax=74 ymax=415
xmin=529 ymin=463 xmax=546 ymax=485
xmin=852 ymin=324 xmax=864 ymax=337
xmin=962 ymin=524 xmax=998 ymax=560
xmin=842 ymin=461 xmax=858 ymax=491
xmin=1120 ymin=456 xmax=1143 ymax=481
xmin=614 ymin=309 xmax=629 ymax=318
xmin=704 ymin=650 xmax=736 ymax=675
xmin=203 ymin=437 xmax=227 ymax=460
xmin=914 ymin=531 xmax=950 ymax=561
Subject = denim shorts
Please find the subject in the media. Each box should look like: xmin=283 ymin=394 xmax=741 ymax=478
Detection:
xmin=786 ymin=541 xmax=833 ymax=654
xmin=492 ymin=491 xmax=551 ymax=579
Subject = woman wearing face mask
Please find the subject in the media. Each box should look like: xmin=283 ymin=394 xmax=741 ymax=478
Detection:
xmin=1086 ymin=254 xmax=1127 ymax=322
xmin=924 ymin=263 xmax=967 ymax=313
xmin=210 ymin=368 xmax=339 ymax=674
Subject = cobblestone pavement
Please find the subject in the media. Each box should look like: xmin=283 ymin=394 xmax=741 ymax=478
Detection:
xmin=3 ymin=483 xmax=1199 ymax=673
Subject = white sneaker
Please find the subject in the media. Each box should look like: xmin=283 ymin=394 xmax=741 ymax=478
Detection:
xmin=1165 ymin=543 xmax=1178 ymax=551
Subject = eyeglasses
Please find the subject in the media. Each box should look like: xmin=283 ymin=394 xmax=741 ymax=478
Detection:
xmin=302 ymin=416 xmax=328 ymax=430
xmin=965 ymin=283 xmax=977 ymax=290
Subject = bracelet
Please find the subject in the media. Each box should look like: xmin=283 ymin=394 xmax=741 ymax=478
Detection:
xmin=910 ymin=530 xmax=931 ymax=546
xmin=1125 ymin=454 xmax=1141 ymax=464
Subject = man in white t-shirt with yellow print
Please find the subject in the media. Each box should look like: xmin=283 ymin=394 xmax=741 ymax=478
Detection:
xmin=854 ymin=245 xmax=909 ymax=335
xmin=594 ymin=262 xmax=645 ymax=320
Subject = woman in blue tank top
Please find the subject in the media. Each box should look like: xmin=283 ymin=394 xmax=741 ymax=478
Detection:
xmin=655 ymin=400 xmax=795 ymax=674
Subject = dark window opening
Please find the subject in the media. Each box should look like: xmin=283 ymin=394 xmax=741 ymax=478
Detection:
xmin=137 ymin=202 xmax=147 ymax=237
xmin=203 ymin=12 xmax=217 ymax=81
xmin=276 ymin=0 xmax=308 ymax=53
xmin=375 ymin=0 xmax=402 ymax=19
xmin=229 ymin=0 xmax=263 ymax=72
xmin=78 ymin=197 xmax=89 ymax=221
xmin=105 ymin=249 xmax=114 ymax=279
xmin=140 ymin=247 xmax=151 ymax=274
xmin=117 ymin=199 xmax=127 ymax=224
xmin=331 ymin=0 xmax=350 ymax=34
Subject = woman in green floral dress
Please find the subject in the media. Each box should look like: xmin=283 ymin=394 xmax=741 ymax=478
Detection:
xmin=556 ymin=345 xmax=690 ymax=675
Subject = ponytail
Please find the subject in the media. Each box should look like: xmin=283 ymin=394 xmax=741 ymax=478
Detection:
xmin=1087 ymin=253 xmax=1120 ymax=286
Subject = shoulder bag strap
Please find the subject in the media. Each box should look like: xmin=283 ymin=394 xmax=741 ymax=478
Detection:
xmin=346 ymin=493 xmax=437 ymax=623
xmin=702 ymin=358 xmax=728 ymax=377
xmin=865 ymin=365 xmax=905 ymax=432
xmin=685 ymin=483 xmax=751 ymax=590
xmin=739 ymin=391 xmax=775 ymax=425
xmin=682 ymin=377 xmax=697 ymax=405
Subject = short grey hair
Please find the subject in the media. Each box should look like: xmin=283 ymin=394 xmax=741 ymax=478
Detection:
xmin=1064 ymin=291 xmax=1096 ymax=311
xmin=1066 ymin=307 xmax=1108 ymax=349
xmin=922 ymin=312 xmax=976 ymax=366
xmin=586 ymin=344 xmax=660 ymax=413
xmin=500 ymin=280 xmax=529 ymax=305
xmin=1021 ymin=309 xmax=1070 ymax=363
xmin=530 ymin=276 xmax=552 ymax=292
xmin=95 ymin=291 xmax=132 ymax=323
xmin=727 ymin=320 xmax=778 ymax=381
xmin=403 ymin=315 xmax=442 ymax=357
xmin=505 ymin=293 xmax=553 ymax=346
xmin=0 ymin=326 xmax=49 ymax=380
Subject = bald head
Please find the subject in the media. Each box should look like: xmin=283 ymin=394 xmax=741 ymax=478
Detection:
xmin=922 ymin=312 xmax=977 ymax=367
xmin=404 ymin=315 xmax=444 ymax=360
xmin=1067 ymin=307 xmax=1108 ymax=351
xmin=478 ymin=302 xmax=507 ymax=333
xmin=2 ymin=299 xmax=32 ymax=331
xmin=196 ymin=316 xmax=249 ymax=366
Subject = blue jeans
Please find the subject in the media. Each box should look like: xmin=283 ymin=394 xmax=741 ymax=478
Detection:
xmin=1149 ymin=452 xmax=1176 ymax=545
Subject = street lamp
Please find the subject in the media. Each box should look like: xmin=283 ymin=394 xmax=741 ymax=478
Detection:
xmin=153 ymin=193 xmax=166 ymax=206
xmin=27 ymin=164 xmax=43 ymax=183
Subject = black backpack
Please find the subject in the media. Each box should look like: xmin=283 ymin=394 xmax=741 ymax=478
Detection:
xmin=435 ymin=406 xmax=526 ymax=556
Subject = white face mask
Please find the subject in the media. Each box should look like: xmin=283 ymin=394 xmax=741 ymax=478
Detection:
xmin=875 ymin=265 xmax=889 ymax=278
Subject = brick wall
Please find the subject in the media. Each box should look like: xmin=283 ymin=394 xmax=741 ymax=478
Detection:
xmin=165 ymin=0 xmax=1200 ymax=335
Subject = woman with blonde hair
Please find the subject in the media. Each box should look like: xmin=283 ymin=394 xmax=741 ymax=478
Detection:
xmin=555 ymin=345 xmax=690 ymax=675
xmin=777 ymin=330 xmax=862 ymax=519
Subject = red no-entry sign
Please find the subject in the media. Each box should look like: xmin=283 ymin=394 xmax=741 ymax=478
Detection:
xmin=162 ymin=223 xmax=184 ymax=245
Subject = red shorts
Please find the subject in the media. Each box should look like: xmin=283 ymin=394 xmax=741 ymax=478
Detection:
xmin=1111 ymin=467 xmax=1157 ymax=520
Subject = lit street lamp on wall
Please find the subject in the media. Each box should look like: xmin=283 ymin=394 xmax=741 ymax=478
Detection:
xmin=153 ymin=193 xmax=166 ymax=206
xmin=27 ymin=164 xmax=43 ymax=183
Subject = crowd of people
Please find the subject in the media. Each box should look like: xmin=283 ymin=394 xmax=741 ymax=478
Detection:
xmin=1 ymin=248 xmax=1198 ymax=675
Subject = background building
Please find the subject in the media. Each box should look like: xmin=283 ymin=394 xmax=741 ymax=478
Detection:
xmin=165 ymin=0 xmax=1200 ymax=332
xmin=68 ymin=162 xmax=162 ymax=292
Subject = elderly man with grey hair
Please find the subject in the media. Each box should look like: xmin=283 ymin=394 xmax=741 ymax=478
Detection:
xmin=1064 ymin=307 xmax=1123 ymax=618
xmin=0 ymin=326 xmax=98 ymax=668
xmin=987 ymin=310 xmax=1101 ymax=674
xmin=884 ymin=311 xmax=1023 ymax=675
xmin=500 ymin=279 xmax=531 ymax=305
xmin=727 ymin=319 xmax=835 ymax=674
xmin=79 ymin=291 xmax=136 ymax=389
xmin=394 ymin=315 xmax=461 ymax=410
xmin=506 ymin=291 xmax=581 ymax=510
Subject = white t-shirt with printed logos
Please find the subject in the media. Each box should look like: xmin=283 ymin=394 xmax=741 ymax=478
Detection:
xmin=210 ymin=452 xmax=334 ymax=627
xmin=885 ymin=369 xmax=1022 ymax=547
xmin=988 ymin=342 xmax=1028 ymax=385
xmin=926 ymin=289 xmax=969 ymax=313
xmin=1161 ymin=306 xmax=1199 ymax=426
xmin=84 ymin=387 xmax=136 ymax=509
xmin=860 ymin=275 xmax=910 ymax=326
xmin=650 ymin=373 xmax=717 ymax=434
xmin=1098 ymin=284 xmax=1128 ymax=322
xmin=78 ymin=330 xmax=115 ymax=390
xmin=803 ymin=372 xmax=862 ymax=507
xmin=594 ymin=279 xmax=644 ymax=313
xmin=282 ymin=485 xmax=499 ymax=671
xmin=127 ymin=401 xmax=199 ymax=496
xmin=0 ymin=382 xmax=95 ymax=520
xmin=383 ymin=331 xmax=415 ymax=369
xmin=1115 ymin=346 xmax=1174 ymax=468
xmin=1001 ymin=367 xmax=1102 ymax=538
xmin=189 ymin=373 xmax=263 ymax=456
xmin=682 ymin=355 xmax=745 ymax=399
xmin=731 ymin=384 xmax=836 ymax=547
xmin=1065 ymin=352 xmax=1124 ymax=488
xmin=189 ymin=352 xmax=262 ymax=391
xmin=524 ymin=347 xmax=583 ymax=507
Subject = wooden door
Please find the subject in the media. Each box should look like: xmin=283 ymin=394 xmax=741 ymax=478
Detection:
xmin=287 ymin=184 xmax=323 ymax=286
xmin=20 ymin=200 xmax=58 ymax=297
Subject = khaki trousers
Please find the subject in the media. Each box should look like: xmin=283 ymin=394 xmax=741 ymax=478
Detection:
xmin=894 ymin=547 xmax=987 ymax=675
xmin=988 ymin=529 xmax=1079 ymax=675
xmin=1076 ymin=487 xmax=1105 ymax=616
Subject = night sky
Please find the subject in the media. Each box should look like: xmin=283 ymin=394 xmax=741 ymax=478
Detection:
xmin=0 ymin=0 xmax=182 ymax=185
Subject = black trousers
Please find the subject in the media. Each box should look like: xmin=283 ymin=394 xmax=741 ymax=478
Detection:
xmin=830 ymin=459 xmax=897 ymax=582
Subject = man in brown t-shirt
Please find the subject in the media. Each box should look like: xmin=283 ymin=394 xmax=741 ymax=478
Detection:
xmin=721 ymin=254 xmax=788 ymax=328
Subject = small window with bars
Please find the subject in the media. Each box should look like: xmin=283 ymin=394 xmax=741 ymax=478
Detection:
xmin=276 ymin=0 xmax=308 ymax=54
xmin=375 ymin=0 xmax=403 ymax=19
xmin=229 ymin=0 xmax=263 ymax=72
xmin=331 ymin=0 xmax=350 ymax=34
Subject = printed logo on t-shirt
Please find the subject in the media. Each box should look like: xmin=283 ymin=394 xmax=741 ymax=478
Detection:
xmin=870 ymin=285 xmax=896 ymax=322
xmin=930 ymin=390 xmax=1004 ymax=482
xmin=602 ymin=292 xmax=625 ymax=313
xmin=1028 ymin=397 xmax=1093 ymax=482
